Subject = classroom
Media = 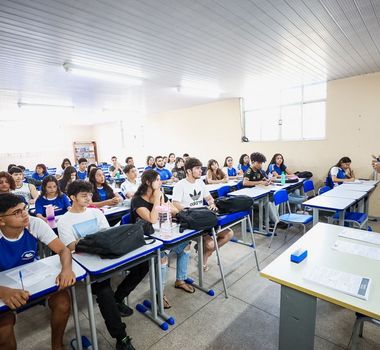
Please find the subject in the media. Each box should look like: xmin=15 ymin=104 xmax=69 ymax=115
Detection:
xmin=1 ymin=1 xmax=380 ymax=349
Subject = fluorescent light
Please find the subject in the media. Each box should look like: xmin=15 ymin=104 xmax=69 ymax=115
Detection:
xmin=17 ymin=101 xmax=75 ymax=109
xmin=176 ymin=85 xmax=222 ymax=99
xmin=63 ymin=62 xmax=143 ymax=86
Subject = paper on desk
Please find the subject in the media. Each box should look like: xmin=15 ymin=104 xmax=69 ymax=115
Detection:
xmin=6 ymin=260 xmax=60 ymax=288
xmin=338 ymin=229 xmax=380 ymax=246
xmin=304 ymin=265 xmax=371 ymax=300
xmin=344 ymin=180 xmax=363 ymax=184
xmin=333 ymin=240 xmax=380 ymax=261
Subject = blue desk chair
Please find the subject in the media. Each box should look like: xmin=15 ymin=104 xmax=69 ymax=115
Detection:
xmin=269 ymin=189 xmax=313 ymax=248
xmin=236 ymin=181 xmax=243 ymax=190
xmin=349 ymin=314 xmax=380 ymax=349
xmin=217 ymin=185 xmax=231 ymax=198
xmin=121 ymin=213 xmax=132 ymax=225
xmin=303 ymin=180 xmax=316 ymax=197
xmin=330 ymin=211 xmax=368 ymax=229
xmin=318 ymin=186 xmax=331 ymax=195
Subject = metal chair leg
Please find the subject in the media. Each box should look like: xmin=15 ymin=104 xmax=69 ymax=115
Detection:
xmin=268 ymin=222 xmax=279 ymax=248
xmin=211 ymin=228 xmax=228 ymax=298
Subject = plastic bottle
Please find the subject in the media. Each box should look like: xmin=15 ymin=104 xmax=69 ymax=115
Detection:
xmin=158 ymin=203 xmax=172 ymax=235
xmin=115 ymin=170 xmax=120 ymax=180
xmin=281 ymin=171 xmax=286 ymax=185
xmin=45 ymin=204 xmax=57 ymax=229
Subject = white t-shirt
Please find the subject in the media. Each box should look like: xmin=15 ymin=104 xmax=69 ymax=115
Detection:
xmin=166 ymin=163 xmax=175 ymax=172
xmin=330 ymin=166 xmax=341 ymax=177
xmin=120 ymin=178 xmax=140 ymax=197
xmin=172 ymin=178 xmax=210 ymax=208
xmin=0 ymin=216 xmax=57 ymax=245
xmin=57 ymin=208 xmax=109 ymax=247
xmin=12 ymin=183 xmax=32 ymax=202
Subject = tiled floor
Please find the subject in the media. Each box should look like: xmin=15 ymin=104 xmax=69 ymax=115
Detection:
xmin=13 ymin=220 xmax=380 ymax=349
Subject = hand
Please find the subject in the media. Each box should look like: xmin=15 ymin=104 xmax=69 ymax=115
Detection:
xmin=153 ymin=189 xmax=163 ymax=203
xmin=173 ymin=177 xmax=179 ymax=183
xmin=208 ymin=203 xmax=218 ymax=211
xmin=1 ymin=287 xmax=30 ymax=309
xmin=110 ymin=197 xmax=119 ymax=205
xmin=222 ymin=178 xmax=228 ymax=183
xmin=55 ymin=268 xmax=76 ymax=290
xmin=347 ymin=178 xmax=355 ymax=182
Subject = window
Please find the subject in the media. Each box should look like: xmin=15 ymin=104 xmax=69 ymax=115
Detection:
xmin=244 ymin=82 xmax=326 ymax=141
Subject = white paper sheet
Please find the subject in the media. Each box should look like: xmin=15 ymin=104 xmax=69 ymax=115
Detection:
xmin=333 ymin=240 xmax=380 ymax=261
xmin=304 ymin=265 xmax=371 ymax=300
xmin=338 ymin=229 xmax=380 ymax=246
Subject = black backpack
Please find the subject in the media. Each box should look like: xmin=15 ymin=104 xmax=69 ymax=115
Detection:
xmin=75 ymin=220 xmax=149 ymax=259
xmin=295 ymin=171 xmax=313 ymax=179
xmin=176 ymin=207 xmax=218 ymax=233
xmin=215 ymin=195 xmax=253 ymax=214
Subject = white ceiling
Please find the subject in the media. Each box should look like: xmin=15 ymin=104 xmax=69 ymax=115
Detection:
xmin=1 ymin=0 xmax=380 ymax=121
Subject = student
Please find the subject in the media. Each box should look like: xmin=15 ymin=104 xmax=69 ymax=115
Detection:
xmin=32 ymin=163 xmax=49 ymax=182
xmin=0 ymin=193 xmax=76 ymax=350
xmin=57 ymin=181 xmax=142 ymax=350
xmin=223 ymin=156 xmax=238 ymax=179
xmin=88 ymin=168 xmax=122 ymax=208
xmin=166 ymin=153 xmax=176 ymax=172
xmin=87 ymin=163 xmax=98 ymax=177
xmin=58 ymin=166 xmax=78 ymax=194
xmin=145 ymin=156 xmax=155 ymax=170
xmin=131 ymin=170 xmax=194 ymax=306
xmin=206 ymin=159 xmax=228 ymax=184
xmin=183 ymin=153 xmax=190 ymax=162
xmin=237 ymin=154 xmax=250 ymax=175
xmin=267 ymin=153 xmax=296 ymax=178
xmin=0 ymin=172 xmax=16 ymax=194
xmin=7 ymin=164 xmax=16 ymax=172
xmin=154 ymin=156 xmax=173 ymax=184
xmin=171 ymin=157 xmax=186 ymax=181
xmin=9 ymin=167 xmax=38 ymax=204
xmin=328 ymin=156 xmax=355 ymax=186
xmin=125 ymin=157 xmax=134 ymax=166
xmin=35 ymin=176 xmax=71 ymax=221
xmin=77 ymin=158 xmax=88 ymax=180
xmin=120 ymin=165 xmax=140 ymax=202
xmin=55 ymin=158 xmax=72 ymax=180
xmin=109 ymin=156 xmax=124 ymax=177
xmin=172 ymin=158 xmax=233 ymax=271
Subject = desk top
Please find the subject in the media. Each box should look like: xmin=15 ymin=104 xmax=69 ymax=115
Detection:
xmin=228 ymin=187 xmax=271 ymax=199
xmin=321 ymin=189 xmax=367 ymax=200
xmin=72 ymin=239 xmax=163 ymax=275
xmin=337 ymin=184 xmax=375 ymax=192
xmin=149 ymin=223 xmax=200 ymax=244
xmin=0 ymin=255 xmax=86 ymax=311
xmin=102 ymin=206 xmax=130 ymax=217
xmin=303 ymin=196 xmax=355 ymax=210
xmin=260 ymin=223 xmax=380 ymax=319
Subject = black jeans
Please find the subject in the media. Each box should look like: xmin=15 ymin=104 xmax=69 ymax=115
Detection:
xmin=91 ymin=261 xmax=149 ymax=340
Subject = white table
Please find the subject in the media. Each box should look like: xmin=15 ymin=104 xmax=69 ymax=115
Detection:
xmin=321 ymin=189 xmax=367 ymax=213
xmin=73 ymin=239 xmax=165 ymax=350
xmin=338 ymin=184 xmax=374 ymax=192
xmin=0 ymin=255 xmax=87 ymax=350
xmin=302 ymin=196 xmax=355 ymax=226
xmin=260 ymin=223 xmax=380 ymax=350
xmin=205 ymin=180 xmax=241 ymax=193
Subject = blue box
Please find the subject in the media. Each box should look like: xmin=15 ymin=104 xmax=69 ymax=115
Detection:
xmin=290 ymin=248 xmax=308 ymax=263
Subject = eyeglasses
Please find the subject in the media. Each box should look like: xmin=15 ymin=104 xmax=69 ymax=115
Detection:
xmin=0 ymin=204 xmax=29 ymax=218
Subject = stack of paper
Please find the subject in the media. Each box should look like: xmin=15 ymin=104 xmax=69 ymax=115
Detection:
xmin=339 ymin=229 xmax=380 ymax=245
xmin=333 ymin=240 xmax=380 ymax=261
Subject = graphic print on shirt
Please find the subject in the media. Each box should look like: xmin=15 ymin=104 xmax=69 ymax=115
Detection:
xmin=73 ymin=218 xmax=98 ymax=238
xmin=189 ymin=189 xmax=203 ymax=206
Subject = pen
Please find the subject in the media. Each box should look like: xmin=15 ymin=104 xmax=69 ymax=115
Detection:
xmin=19 ymin=270 xmax=24 ymax=290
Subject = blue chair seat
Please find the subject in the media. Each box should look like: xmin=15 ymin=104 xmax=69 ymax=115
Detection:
xmin=332 ymin=211 xmax=367 ymax=224
xmin=217 ymin=210 xmax=250 ymax=226
xmin=121 ymin=213 xmax=132 ymax=225
xmin=279 ymin=213 xmax=313 ymax=225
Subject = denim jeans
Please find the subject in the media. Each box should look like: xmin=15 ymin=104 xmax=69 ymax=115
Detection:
xmin=161 ymin=241 xmax=190 ymax=284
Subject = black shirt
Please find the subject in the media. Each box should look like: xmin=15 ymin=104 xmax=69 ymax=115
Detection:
xmin=131 ymin=195 xmax=168 ymax=223
xmin=243 ymin=167 xmax=267 ymax=186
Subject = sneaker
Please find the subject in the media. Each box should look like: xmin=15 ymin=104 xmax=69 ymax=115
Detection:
xmin=277 ymin=222 xmax=289 ymax=229
xmin=116 ymin=300 xmax=134 ymax=317
xmin=116 ymin=336 xmax=135 ymax=350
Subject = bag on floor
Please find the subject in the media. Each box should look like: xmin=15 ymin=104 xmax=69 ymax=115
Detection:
xmin=75 ymin=220 xmax=148 ymax=259
xmin=176 ymin=207 xmax=218 ymax=233
xmin=215 ymin=195 xmax=253 ymax=214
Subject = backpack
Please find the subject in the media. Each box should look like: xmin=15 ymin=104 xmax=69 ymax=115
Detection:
xmin=75 ymin=220 xmax=149 ymax=259
xmin=294 ymin=171 xmax=313 ymax=179
xmin=215 ymin=196 xmax=253 ymax=214
xmin=176 ymin=207 xmax=218 ymax=233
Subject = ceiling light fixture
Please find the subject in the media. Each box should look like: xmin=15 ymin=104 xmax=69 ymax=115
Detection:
xmin=63 ymin=62 xmax=143 ymax=86
xmin=17 ymin=101 xmax=75 ymax=109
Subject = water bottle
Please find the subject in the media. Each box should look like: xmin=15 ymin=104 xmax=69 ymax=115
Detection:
xmin=45 ymin=204 xmax=57 ymax=229
xmin=115 ymin=170 xmax=120 ymax=180
xmin=281 ymin=171 xmax=286 ymax=185
xmin=158 ymin=203 xmax=172 ymax=235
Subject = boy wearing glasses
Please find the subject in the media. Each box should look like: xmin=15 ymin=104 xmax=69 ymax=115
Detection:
xmin=57 ymin=180 xmax=140 ymax=350
xmin=0 ymin=193 xmax=76 ymax=350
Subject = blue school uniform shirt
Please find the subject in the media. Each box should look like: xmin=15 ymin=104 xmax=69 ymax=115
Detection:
xmin=155 ymin=167 xmax=172 ymax=181
xmin=267 ymin=163 xmax=287 ymax=176
xmin=238 ymin=164 xmax=249 ymax=173
xmin=0 ymin=216 xmax=57 ymax=271
xmin=77 ymin=170 xmax=87 ymax=180
xmin=35 ymin=194 xmax=71 ymax=217
xmin=225 ymin=167 xmax=237 ymax=177
xmin=97 ymin=187 xmax=108 ymax=201
xmin=31 ymin=172 xmax=48 ymax=181
xmin=144 ymin=166 xmax=154 ymax=171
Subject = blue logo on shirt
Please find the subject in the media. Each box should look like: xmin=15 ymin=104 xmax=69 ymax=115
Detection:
xmin=21 ymin=250 xmax=35 ymax=260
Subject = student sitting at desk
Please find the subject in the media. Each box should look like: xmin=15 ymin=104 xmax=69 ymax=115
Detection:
xmin=109 ymin=156 xmax=124 ymax=177
xmin=35 ymin=176 xmax=71 ymax=222
xmin=31 ymin=163 xmax=49 ymax=182
xmin=125 ymin=157 xmax=134 ymax=166
xmin=58 ymin=166 xmax=78 ymax=194
xmin=206 ymin=159 xmax=229 ymax=184
xmin=87 ymin=163 xmax=97 ymax=178
xmin=171 ymin=157 xmax=186 ymax=181
xmin=328 ymin=156 xmax=356 ymax=187
xmin=173 ymin=158 xmax=233 ymax=271
xmin=0 ymin=193 xmax=76 ymax=350
xmin=144 ymin=156 xmax=155 ymax=171
xmin=223 ymin=156 xmax=239 ymax=179
xmin=0 ymin=172 xmax=16 ymax=195
xmin=166 ymin=153 xmax=176 ymax=172
xmin=55 ymin=158 xmax=72 ymax=180
xmin=9 ymin=167 xmax=38 ymax=205
xmin=237 ymin=154 xmax=250 ymax=175
xmin=131 ymin=170 xmax=194 ymax=307
xmin=120 ymin=165 xmax=140 ymax=206
xmin=88 ymin=168 xmax=122 ymax=208
xmin=58 ymin=181 xmax=142 ymax=350
xmin=267 ymin=153 xmax=297 ymax=178
xmin=154 ymin=156 xmax=174 ymax=184
xmin=76 ymin=158 xmax=88 ymax=180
